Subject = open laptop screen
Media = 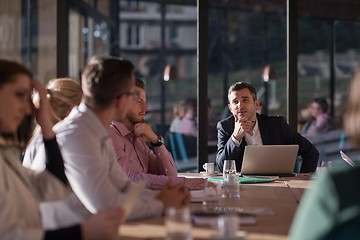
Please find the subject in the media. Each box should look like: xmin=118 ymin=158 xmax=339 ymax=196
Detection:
xmin=241 ymin=145 xmax=299 ymax=176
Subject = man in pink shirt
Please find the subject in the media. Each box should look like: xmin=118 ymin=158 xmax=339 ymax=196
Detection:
xmin=301 ymin=98 xmax=336 ymax=137
xmin=110 ymin=78 xmax=205 ymax=190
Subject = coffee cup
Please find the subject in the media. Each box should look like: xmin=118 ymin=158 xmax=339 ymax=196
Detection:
xmin=203 ymin=162 xmax=215 ymax=174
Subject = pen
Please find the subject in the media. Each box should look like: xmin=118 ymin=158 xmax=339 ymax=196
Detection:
xmin=245 ymin=120 xmax=255 ymax=123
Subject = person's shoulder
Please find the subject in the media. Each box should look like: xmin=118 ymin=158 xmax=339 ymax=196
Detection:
xmin=330 ymin=164 xmax=360 ymax=182
xmin=216 ymin=116 xmax=235 ymax=135
xmin=258 ymin=114 xmax=286 ymax=123
xmin=258 ymin=113 xmax=285 ymax=119
xmin=218 ymin=115 xmax=234 ymax=125
xmin=322 ymin=113 xmax=335 ymax=123
xmin=27 ymin=134 xmax=44 ymax=149
xmin=318 ymin=165 xmax=360 ymax=204
xmin=54 ymin=106 xmax=95 ymax=134
xmin=109 ymin=121 xmax=130 ymax=138
xmin=31 ymin=133 xmax=44 ymax=143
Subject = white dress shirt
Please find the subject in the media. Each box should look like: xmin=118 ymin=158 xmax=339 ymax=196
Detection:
xmin=231 ymin=120 xmax=263 ymax=147
xmin=53 ymin=103 xmax=163 ymax=220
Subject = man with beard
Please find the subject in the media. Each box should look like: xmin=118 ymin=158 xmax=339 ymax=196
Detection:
xmin=216 ymin=82 xmax=319 ymax=173
xmin=54 ymin=57 xmax=190 ymax=221
xmin=110 ymin=78 xmax=205 ymax=190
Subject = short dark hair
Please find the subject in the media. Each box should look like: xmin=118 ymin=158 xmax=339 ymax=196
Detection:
xmin=228 ymin=81 xmax=257 ymax=103
xmin=313 ymin=98 xmax=329 ymax=113
xmin=81 ymin=56 xmax=134 ymax=109
xmin=135 ymin=78 xmax=145 ymax=90
xmin=184 ymin=97 xmax=197 ymax=112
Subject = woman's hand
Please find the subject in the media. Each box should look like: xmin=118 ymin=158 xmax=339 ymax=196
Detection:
xmin=32 ymin=81 xmax=54 ymax=139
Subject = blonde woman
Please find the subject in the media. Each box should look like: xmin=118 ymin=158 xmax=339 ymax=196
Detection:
xmin=169 ymin=100 xmax=186 ymax=133
xmin=23 ymin=78 xmax=82 ymax=170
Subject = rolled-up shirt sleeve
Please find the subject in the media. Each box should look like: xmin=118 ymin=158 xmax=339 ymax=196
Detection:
xmin=110 ymin=124 xmax=184 ymax=190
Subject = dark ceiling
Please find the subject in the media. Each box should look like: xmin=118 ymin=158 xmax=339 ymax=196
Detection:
xmin=139 ymin=0 xmax=360 ymax=21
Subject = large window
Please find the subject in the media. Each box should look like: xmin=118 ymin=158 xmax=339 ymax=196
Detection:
xmin=0 ymin=0 xmax=23 ymax=63
xmin=0 ymin=0 xmax=57 ymax=83
xmin=119 ymin=0 xmax=197 ymax=161
xmin=208 ymin=0 xmax=287 ymax=127
xmin=68 ymin=0 xmax=111 ymax=82
xmin=298 ymin=7 xmax=360 ymax=129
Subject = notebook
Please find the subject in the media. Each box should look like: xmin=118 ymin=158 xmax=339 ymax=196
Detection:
xmin=240 ymin=145 xmax=299 ymax=177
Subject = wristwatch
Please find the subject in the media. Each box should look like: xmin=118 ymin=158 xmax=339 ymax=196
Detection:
xmin=151 ymin=136 xmax=164 ymax=147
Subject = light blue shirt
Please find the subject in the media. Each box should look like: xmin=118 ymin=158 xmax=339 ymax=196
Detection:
xmin=53 ymin=103 xmax=163 ymax=220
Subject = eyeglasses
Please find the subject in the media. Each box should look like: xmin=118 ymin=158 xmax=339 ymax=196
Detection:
xmin=117 ymin=91 xmax=140 ymax=100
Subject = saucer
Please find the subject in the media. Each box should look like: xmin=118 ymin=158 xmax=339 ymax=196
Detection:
xmin=210 ymin=231 xmax=247 ymax=239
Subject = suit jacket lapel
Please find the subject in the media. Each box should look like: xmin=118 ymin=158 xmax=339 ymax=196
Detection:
xmin=257 ymin=114 xmax=270 ymax=145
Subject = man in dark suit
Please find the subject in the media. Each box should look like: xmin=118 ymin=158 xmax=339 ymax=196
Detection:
xmin=216 ymin=82 xmax=319 ymax=173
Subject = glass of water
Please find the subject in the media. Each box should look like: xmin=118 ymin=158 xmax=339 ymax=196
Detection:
xmin=223 ymin=160 xmax=237 ymax=176
xmin=203 ymin=179 xmax=222 ymax=206
xmin=222 ymin=160 xmax=240 ymax=198
xmin=165 ymin=207 xmax=193 ymax=240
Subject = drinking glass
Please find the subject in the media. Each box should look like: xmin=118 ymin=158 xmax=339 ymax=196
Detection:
xmin=217 ymin=214 xmax=240 ymax=238
xmin=203 ymin=179 xmax=222 ymax=206
xmin=222 ymin=160 xmax=240 ymax=198
xmin=223 ymin=160 xmax=237 ymax=176
xmin=165 ymin=207 xmax=193 ymax=240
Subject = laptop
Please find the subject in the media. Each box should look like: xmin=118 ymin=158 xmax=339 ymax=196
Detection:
xmin=240 ymin=145 xmax=299 ymax=177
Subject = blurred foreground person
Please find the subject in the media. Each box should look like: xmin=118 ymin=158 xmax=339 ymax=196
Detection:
xmin=290 ymin=67 xmax=360 ymax=240
xmin=0 ymin=59 xmax=124 ymax=240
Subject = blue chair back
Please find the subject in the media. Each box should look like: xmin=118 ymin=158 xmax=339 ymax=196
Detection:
xmin=175 ymin=133 xmax=189 ymax=162
xmin=169 ymin=133 xmax=178 ymax=162
xmin=169 ymin=132 xmax=189 ymax=162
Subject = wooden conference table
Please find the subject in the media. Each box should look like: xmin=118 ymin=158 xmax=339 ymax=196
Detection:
xmin=119 ymin=173 xmax=314 ymax=240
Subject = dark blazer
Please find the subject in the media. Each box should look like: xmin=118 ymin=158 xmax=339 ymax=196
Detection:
xmin=216 ymin=114 xmax=319 ymax=173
